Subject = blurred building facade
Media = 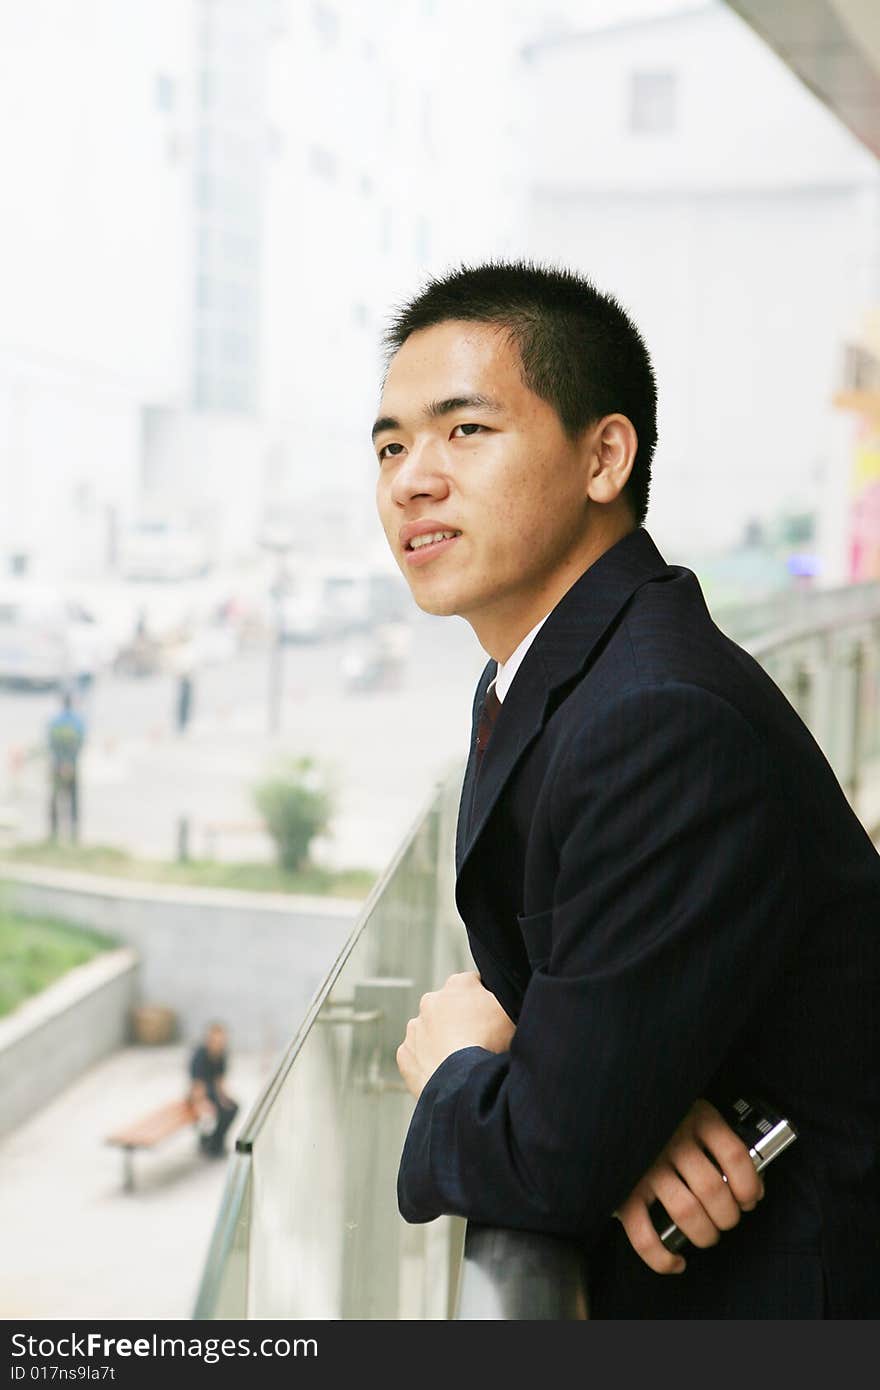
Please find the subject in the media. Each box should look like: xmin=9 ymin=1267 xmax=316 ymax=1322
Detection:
xmin=0 ymin=0 xmax=192 ymax=582
xmin=0 ymin=0 xmax=527 ymax=582
xmin=2 ymin=0 xmax=878 ymax=585
xmin=519 ymin=2 xmax=880 ymax=579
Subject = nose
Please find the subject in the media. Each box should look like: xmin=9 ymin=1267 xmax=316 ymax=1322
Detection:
xmin=388 ymin=438 xmax=450 ymax=508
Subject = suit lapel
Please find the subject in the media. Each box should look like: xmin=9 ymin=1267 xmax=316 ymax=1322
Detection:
xmin=455 ymin=528 xmax=672 ymax=892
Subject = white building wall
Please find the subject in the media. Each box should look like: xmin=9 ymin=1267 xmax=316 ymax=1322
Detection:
xmin=530 ymin=184 xmax=875 ymax=555
xmin=521 ymin=2 xmax=880 ymax=561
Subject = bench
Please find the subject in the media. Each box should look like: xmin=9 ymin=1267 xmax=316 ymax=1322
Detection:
xmin=106 ymin=1098 xmax=199 ymax=1191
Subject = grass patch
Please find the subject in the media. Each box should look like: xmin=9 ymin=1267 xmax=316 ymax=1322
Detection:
xmin=1 ymin=842 xmax=378 ymax=901
xmin=0 ymin=908 xmax=115 ymax=1018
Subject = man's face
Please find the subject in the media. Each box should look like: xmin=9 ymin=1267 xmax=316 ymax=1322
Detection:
xmin=373 ymin=320 xmax=595 ymax=653
xmin=206 ymin=1027 xmax=226 ymax=1056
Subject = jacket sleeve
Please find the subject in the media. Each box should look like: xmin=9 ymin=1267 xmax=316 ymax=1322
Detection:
xmin=397 ymin=681 xmax=801 ymax=1237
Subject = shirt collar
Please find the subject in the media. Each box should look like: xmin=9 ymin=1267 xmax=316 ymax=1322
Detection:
xmin=493 ymin=612 xmax=553 ymax=703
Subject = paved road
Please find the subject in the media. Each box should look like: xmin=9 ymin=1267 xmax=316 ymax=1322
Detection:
xmin=0 ymin=611 xmax=487 ymax=872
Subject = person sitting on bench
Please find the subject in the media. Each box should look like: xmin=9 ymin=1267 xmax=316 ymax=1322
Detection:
xmin=187 ymin=1022 xmax=239 ymax=1159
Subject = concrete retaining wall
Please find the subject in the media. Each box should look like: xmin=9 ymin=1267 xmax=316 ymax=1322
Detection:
xmin=0 ymin=867 xmax=360 ymax=1052
xmin=0 ymin=947 xmax=139 ymax=1140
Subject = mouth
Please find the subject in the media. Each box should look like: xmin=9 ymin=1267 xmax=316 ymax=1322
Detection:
xmin=403 ymin=529 xmax=462 ymax=567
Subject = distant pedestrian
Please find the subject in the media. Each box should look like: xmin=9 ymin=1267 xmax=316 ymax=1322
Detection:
xmin=172 ymin=638 xmax=197 ymax=734
xmin=187 ymin=1023 xmax=239 ymax=1159
xmin=47 ymin=691 xmax=86 ymax=843
xmin=176 ymin=670 xmax=194 ymax=733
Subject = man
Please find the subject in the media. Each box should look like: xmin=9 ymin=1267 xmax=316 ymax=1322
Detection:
xmin=47 ymin=691 xmax=86 ymax=843
xmin=188 ymin=1022 xmax=239 ymax=1159
xmin=373 ymin=262 xmax=880 ymax=1318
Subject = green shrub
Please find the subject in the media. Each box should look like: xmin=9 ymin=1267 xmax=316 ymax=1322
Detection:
xmin=253 ymin=757 xmax=334 ymax=872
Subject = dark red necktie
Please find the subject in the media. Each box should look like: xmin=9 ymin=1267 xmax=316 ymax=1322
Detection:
xmin=475 ymin=683 xmax=501 ymax=768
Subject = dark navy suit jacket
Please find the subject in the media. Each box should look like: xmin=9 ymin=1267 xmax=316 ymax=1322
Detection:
xmin=397 ymin=528 xmax=880 ymax=1318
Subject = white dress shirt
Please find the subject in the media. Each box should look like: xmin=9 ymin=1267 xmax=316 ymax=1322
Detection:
xmin=492 ymin=612 xmax=553 ymax=704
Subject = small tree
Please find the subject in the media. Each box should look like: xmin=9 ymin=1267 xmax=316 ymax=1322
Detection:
xmin=253 ymin=757 xmax=334 ymax=872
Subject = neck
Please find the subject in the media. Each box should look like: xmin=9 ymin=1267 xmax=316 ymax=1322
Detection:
xmin=472 ymin=513 xmax=636 ymax=664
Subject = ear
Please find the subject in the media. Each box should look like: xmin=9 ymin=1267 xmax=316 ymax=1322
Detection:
xmin=585 ymin=415 xmax=637 ymax=505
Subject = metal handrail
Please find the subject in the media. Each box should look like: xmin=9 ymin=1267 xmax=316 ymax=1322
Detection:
xmin=742 ymin=604 xmax=880 ymax=661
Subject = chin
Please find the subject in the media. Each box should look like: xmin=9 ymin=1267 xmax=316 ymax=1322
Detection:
xmin=406 ymin=581 xmax=463 ymax=618
xmin=411 ymin=593 xmax=461 ymax=618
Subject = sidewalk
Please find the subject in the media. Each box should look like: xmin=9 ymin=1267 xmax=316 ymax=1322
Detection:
xmin=0 ymin=1043 xmax=273 ymax=1320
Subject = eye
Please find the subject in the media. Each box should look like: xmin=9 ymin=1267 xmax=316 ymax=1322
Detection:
xmin=377 ymin=442 xmax=405 ymax=461
xmin=451 ymin=423 xmax=486 ymax=438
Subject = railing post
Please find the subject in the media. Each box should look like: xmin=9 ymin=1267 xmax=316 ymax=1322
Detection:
xmin=847 ymin=639 xmax=866 ymax=804
xmin=336 ymin=976 xmax=416 ymax=1319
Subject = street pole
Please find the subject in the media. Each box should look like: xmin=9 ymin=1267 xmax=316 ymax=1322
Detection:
xmin=267 ymin=551 xmax=289 ymax=737
xmin=268 ymin=608 xmax=283 ymax=736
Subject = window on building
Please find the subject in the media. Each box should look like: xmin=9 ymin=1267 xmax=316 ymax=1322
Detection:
xmin=629 ymin=71 xmax=677 ymax=134
xmin=312 ymin=4 xmax=338 ymax=45
xmin=224 ymin=233 xmax=256 ymax=267
xmin=196 ymin=173 xmax=214 ymax=210
xmin=200 ymin=69 xmax=215 ymax=110
xmin=156 ymin=74 xmax=176 ymax=112
xmin=421 ymin=93 xmax=433 ymax=155
xmin=309 ymin=145 xmax=337 ymax=180
xmin=222 ymin=331 xmax=251 ymax=365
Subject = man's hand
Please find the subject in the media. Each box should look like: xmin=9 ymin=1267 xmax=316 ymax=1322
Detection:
xmin=397 ymin=972 xmax=516 ymax=1099
xmin=614 ymin=1098 xmax=765 ymax=1274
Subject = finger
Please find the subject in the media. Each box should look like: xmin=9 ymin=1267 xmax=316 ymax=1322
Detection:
xmin=615 ymin=1192 xmax=687 ymax=1275
xmin=418 ymin=991 xmax=438 ymax=1017
xmin=664 ymin=1141 xmax=742 ymax=1231
xmin=649 ymin=1164 xmax=721 ymax=1250
xmin=690 ymin=1101 xmax=764 ymax=1208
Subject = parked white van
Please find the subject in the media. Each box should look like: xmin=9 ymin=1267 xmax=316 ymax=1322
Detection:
xmin=0 ymin=585 xmax=117 ymax=688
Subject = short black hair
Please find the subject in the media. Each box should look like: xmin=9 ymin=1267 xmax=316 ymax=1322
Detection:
xmin=383 ymin=260 xmax=657 ymax=525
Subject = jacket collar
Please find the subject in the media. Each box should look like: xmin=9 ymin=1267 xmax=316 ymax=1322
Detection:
xmin=455 ymin=527 xmax=671 ymax=883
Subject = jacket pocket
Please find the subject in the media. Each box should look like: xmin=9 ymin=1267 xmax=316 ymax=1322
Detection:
xmin=516 ymin=906 xmax=554 ymax=968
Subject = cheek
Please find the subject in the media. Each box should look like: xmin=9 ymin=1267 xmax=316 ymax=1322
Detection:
xmin=485 ymin=489 xmax=549 ymax=553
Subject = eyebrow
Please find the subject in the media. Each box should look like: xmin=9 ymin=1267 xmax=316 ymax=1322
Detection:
xmin=371 ymin=393 xmax=503 ymax=442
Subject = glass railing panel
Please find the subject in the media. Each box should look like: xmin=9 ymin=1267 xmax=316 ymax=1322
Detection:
xmin=219 ymin=767 xmax=471 ymax=1320
xmin=192 ymin=1152 xmax=252 ymax=1319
